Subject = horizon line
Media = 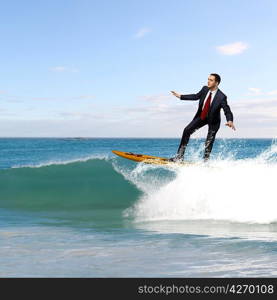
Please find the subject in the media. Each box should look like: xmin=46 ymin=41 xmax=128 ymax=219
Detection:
xmin=0 ymin=137 xmax=275 ymax=139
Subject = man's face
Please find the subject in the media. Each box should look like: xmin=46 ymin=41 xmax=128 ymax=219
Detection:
xmin=207 ymin=75 xmax=218 ymax=88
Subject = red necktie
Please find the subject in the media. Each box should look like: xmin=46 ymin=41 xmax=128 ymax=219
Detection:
xmin=200 ymin=92 xmax=212 ymax=120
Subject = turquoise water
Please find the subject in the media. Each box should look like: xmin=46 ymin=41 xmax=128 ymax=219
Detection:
xmin=0 ymin=137 xmax=277 ymax=277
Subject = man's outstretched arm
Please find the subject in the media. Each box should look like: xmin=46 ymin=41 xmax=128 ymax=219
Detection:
xmin=171 ymin=86 xmax=206 ymax=101
xmin=180 ymin=86 xmax=206 ymax=100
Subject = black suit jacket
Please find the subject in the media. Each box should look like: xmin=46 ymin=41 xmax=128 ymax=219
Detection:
xmin=180 ymin=86 xmax=233 ymax=126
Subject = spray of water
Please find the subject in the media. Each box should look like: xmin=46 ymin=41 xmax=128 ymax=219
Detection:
xmin=123 ymin=140 xmax=277 ymax=224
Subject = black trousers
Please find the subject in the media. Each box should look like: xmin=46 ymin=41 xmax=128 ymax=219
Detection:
xmin=176 ymin=116 xmax=220 ymax=161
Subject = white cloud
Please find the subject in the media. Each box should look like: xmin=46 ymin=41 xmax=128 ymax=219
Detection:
xmin=49 ymin=66 xmax=79 ymax=73
xmin=74 ymin=95 xmax=95 ymax=100
xmin=216 ymin=41 xmax=249 ymax=55
xmin=1 ymin=90 xmax=276 ymax=138
xmin=107 ymin=93 xmax=277 ymax=137
xmin=244 ymin=88 xmax=277 ymax=97
xmin=134 ymin=27 xmax=151 ymax=39
xmin=50 ymin=66 xmax=66 ymax=72
xmin=267 ymin=90 xmax=277 ymax=95
xmin=30 ymin=95 xmax=95 ymax=101
xmin=233 ymin=98 xmax=277 ymax=119
xmin=248 ymin=88 xmax=262 ymax=95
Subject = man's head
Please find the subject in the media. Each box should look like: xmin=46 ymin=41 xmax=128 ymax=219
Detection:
xmin=208 ymin=73 xmax=221 ymax=89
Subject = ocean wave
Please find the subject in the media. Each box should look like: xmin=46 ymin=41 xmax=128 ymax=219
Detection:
xmin=1 ymin=141 xmax=276 ymax=226
xmin=0 ymin=158 xmax=141 ymax=214
xmin=11 ymin=153 xmax=111 ymax=169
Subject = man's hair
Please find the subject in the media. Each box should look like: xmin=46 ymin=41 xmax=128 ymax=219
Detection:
xmin=210 ymin=73 xmax=221 ymax=84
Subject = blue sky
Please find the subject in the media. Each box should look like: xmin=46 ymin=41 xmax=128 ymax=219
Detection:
xmin=0 ymin=0 xmax=276 ymax=137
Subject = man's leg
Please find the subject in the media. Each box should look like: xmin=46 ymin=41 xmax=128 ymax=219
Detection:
xmin=203 ymin=126 xmax=219 ymax=161
xmin=173 ymin=117 xmax=207 ymax=160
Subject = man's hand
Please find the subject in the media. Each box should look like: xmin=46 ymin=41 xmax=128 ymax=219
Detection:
xmin=225 ymin=121 xmax=236 ymax=130
xmin=171 ymin=91 xmax=181 ymax=99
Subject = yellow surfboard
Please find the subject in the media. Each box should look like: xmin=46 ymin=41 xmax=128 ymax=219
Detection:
xmin=112 ymin=150 xmax=194 ymax=166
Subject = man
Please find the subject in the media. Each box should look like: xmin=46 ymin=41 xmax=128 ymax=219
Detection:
xmin=170 ymin=73 xmax=235 ymax=162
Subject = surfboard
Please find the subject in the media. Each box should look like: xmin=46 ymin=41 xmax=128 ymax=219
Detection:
xmin=112 ymin=150 xmax=194 ymax=166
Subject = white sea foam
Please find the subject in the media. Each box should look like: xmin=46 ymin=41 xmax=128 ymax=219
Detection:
xmin=11 ymin=154 xmax=111 ymax=169
xmin=123 ymin=142 xmax=277 ymax=224
xmin=112 ymin=159 xmax=174 ymax=194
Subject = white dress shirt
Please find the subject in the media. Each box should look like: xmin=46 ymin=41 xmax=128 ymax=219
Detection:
xmin=202 ymin=88 xmax=218 ymax=110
